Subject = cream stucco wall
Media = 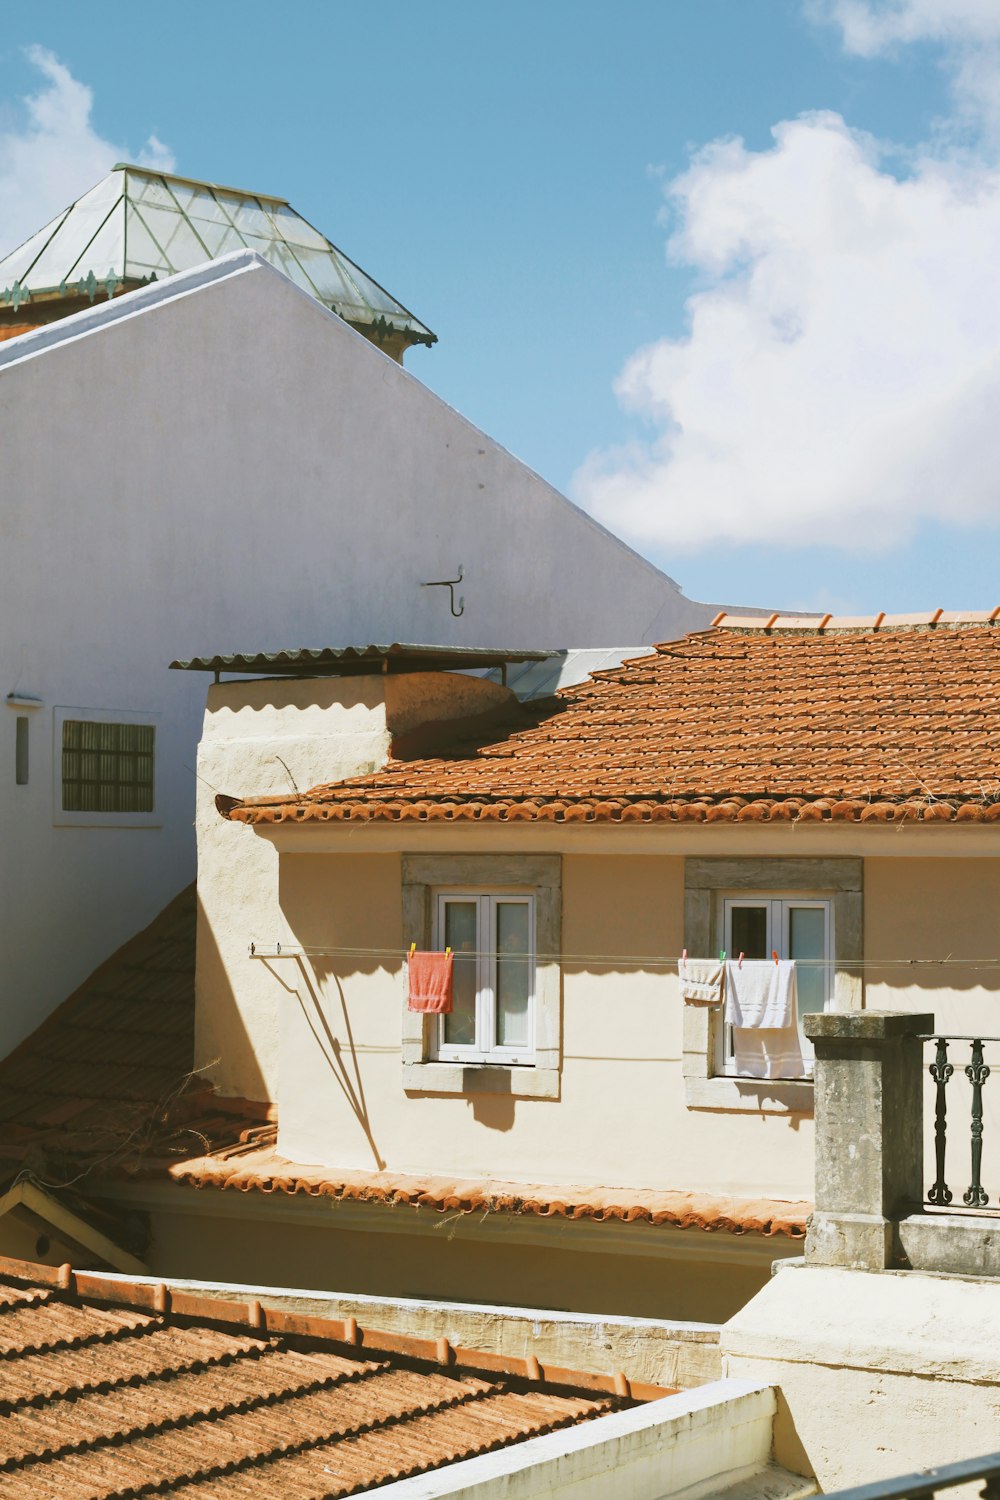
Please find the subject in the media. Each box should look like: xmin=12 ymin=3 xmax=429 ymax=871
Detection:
xmin=864 ymin=857 xmax=1000 ymax=1032
xmin=865 ymin=857 xmax=1000 ymax=1187
xmin=123 ymin=1191 xmax=774 ymax=1324
xmin=196 ymin=671 xmax=518 ymax=1098
xmin=196 ymin=675 xmax=391 ymax=1099
xmin=218 ymin=826 xmax=1000 ymax=1205
xmin=271 ymin=849 xmax=817 ymax=1198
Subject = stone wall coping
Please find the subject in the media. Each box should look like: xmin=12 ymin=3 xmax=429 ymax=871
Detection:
xmin=804 ymin=1010 xmax=935 ymax=1041
xmin=722 ymin=1261 xmax=1000 ymax=1384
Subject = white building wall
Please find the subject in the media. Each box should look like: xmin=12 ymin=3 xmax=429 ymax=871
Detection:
xmin=0 ymin=253 xmax=731 ymax=1058
xmin=384 ymin=1381 xmax=789 ymax=1500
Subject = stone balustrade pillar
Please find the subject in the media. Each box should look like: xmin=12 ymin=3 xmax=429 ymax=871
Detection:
xmin=804 ymin=1010 xmax=934 ymax=1272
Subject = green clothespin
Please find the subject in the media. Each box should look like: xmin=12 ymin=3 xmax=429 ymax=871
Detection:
xmin=719 ymin=949 xmax=726 ymax=964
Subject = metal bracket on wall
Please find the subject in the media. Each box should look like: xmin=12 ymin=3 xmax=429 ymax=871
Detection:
xmin=421 ymin=566 xmax=465 ymax=617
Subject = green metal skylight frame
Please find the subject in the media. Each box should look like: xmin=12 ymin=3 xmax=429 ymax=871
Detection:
xmin=0 ymin=165 xmax=435 ymax=345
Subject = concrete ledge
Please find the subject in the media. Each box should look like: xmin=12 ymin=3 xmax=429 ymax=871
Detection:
xmin=805 ymin=1212 xmax=896 ymax=1272
xmin=684 ymin=1075 xmax=814 ymax=1115
xmin=402 ymin=1062 xmax=560 ymax=1099
xmin=381 ymin=1380 xmax=781 ymax=1499
xmin=723 ymin=1261 xmax=1000 ymax=1385
xmin=82 ymin=1268 xmax=722 ymax=1389
xmin=805 ymin=1010 xmax=934 ymax=1042
xmin=899 ymin=1211 xmax=1000 ymax=1278
xmin=722 ymin=1262 xmax=1000 ymax=1490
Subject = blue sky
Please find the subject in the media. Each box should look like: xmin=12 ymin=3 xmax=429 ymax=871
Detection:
xmin=2 ymin=2 xmax=998 ymax=614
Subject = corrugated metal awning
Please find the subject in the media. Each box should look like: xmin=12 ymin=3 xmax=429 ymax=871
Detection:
xmin=169 ymin=644 xmax=555 ymax=677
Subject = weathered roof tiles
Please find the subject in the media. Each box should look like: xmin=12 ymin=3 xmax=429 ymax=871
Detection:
xmin=160 ymin=1132 xmax=810 ymax=1239
xmin=0 ymin=1257 xmax=656 ymax=1495
xmin=223 ymin=618 xmax=1000 ymax=827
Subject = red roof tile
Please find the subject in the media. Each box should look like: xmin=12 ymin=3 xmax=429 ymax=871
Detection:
xmin=0 ymin=1257 xmax=651 ymax=1494
xmin=0 ymin=886 xmax=199 ymax=1153
xmin=224 ymin=621 xmax=1000 ymax=826
xmin=157 ymin=1132 xmax=808 ymax=1238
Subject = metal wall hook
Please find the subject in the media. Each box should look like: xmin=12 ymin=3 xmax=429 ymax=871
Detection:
xmin=421 ymin=566 xmax=465 ymax=617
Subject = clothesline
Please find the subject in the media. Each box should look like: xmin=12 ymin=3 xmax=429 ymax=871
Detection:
xmin=247 ymin=942 xmax=1000 ymax=971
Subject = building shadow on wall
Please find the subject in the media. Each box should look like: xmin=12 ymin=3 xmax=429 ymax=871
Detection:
xmin=291 ymin=957 xmax=386 ymax=1170
xmin=469 ymin=1092 xmax=517 ymax=1132
xmin=197 ymin=893 xmax=270 ymax=1105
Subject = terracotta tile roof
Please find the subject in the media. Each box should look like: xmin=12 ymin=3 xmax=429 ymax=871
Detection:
xmin=0 ymin=887 xmax=274 ymax=1258
xmin=153 ymin=1132 xmax=809 ymax=1239
xmin=224 ymin=617 xmax=1000 ymax=826
xmin=0 ymin=1256 xmax=656 ymax=1494
xmin=0 ymin=893 xmax=810 ymax=1243
xmin=0 ymin=886 xmax=197 ymax=1149
xmin=0 ymin=887 xmax=253 ymax=1192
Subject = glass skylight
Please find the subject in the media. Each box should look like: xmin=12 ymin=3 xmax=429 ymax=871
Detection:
xmin=0 ymin=165 xmax=435 ymax=344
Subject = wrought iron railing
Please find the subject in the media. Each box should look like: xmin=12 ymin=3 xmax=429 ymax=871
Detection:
xmin=921 ymin=1035 xmax=1000 ymax=1212
xmin=822 ymin=1451 xmax=1000 ymax=1498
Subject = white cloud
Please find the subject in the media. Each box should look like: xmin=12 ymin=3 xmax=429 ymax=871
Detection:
xmin=814 ymin=1 xmax=1000 ymax=142
xmin=574 ymin=21 xmax=1000 ymax=554
xmin=815 ymin=1 xmax=1000 ymax=56
xmin=0 ymin=46 xmax=174 ymax=258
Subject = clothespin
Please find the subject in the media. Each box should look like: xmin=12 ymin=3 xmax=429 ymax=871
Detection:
xmin=738 ymin=951 xmax=744 ymax=969
xmin=681 ymin=948 xmax=688 ymax=963
xmin=772 ymin=950 xmax=779 ymax=966
xmin=445 ymin=946 xmax=452 ymax=957
xmin=719 ymin=949 xmax=726 ymax=964
xmin=409 ymin=942 xmax=416 ymax=957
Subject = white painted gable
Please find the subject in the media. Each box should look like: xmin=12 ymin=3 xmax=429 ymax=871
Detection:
xmin=0 ymin=250 xmax=735 ymax=1057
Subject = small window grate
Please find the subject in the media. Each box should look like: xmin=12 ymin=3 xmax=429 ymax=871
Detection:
xmin=62 ymin=720 xmax=155 ymax=813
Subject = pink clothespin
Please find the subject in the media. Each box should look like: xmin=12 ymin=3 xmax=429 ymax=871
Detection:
xmin=738 ymin=952 xmax=744 ymax=969
xmin=681 ymin=948 xmax=688 ymax=963
xmin=772 ymin=950 xmax=779 ymax=966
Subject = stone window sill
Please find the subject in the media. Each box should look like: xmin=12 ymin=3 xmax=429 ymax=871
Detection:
xmin=683 ymin=1075 xmax=814 ymax=1115
xmin=403 ymin=1062 xmax=560 ymax=1100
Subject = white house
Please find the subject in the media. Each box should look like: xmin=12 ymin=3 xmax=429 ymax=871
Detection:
xmin=0 ymin=246 xmax=742 ymax=1062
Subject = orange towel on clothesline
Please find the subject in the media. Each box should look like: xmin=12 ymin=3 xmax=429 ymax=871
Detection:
xmin=407 ymin=951 xmax=454 ymax=1013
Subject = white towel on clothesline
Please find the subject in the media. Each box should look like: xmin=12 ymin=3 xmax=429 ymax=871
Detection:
xmin=724 ymin=959 xmax=795 ymax=1029
xmin=678 ymin=957 xmax=724 ymax=1006
xmin=732 ymin=1026 xmax=810 ymax=1081
xmin=725 ymin=959 xmax=807 ymax=1080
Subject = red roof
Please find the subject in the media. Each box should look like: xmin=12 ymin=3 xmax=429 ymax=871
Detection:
xmin=0 ymin=886 xmax=203 ymax=1173
xmin=156 ymin=1129 xmax=809 ymax=1238
xmin=0 ymin=1257 xmax=653 ymax=1494
xmin=224 ymin=618 xmax=1000 ymax=827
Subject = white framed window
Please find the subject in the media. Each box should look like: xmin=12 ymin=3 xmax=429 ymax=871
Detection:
xmin=433 ymin=892 xmax=536 ymax=1066
xmin=718 ymin=896 xmax=834 ymax=1079
xmin=682 ymin=857 xmax=862 ymax=1113
xmin=53 ymin=706 xmax=161 ymax=828
xmin=401 ymin=854 xmax=560 ymax=1098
